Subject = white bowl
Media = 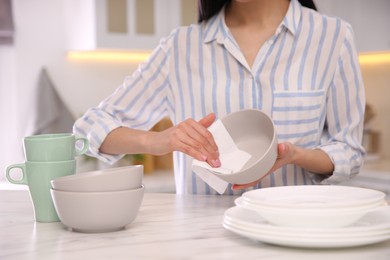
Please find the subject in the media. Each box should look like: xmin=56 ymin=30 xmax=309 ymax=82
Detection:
xmin=212 ymin=109 xmax=277 ymax=184
xmin=235 ymin=186 xmax=387 ymax=228
xmin=235 ymin=196 xmax=386 ymax=228
xmin=51 ymin=185 xmax=145 ymax=233
xmin=242 ymin=185 xmax=386 ymax=209
xmin=51 ymin=165 xmax=143 ymax=192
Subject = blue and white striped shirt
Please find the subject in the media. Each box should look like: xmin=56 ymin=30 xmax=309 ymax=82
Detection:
xmin=74 ymin=0 xmax=365 ymax=195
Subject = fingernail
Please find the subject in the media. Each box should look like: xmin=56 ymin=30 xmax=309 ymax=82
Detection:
xmin=201 ymin=155 xmax=207 ymax=161
xmin=211 ymin=160 xmax=217 ymax=167
xmin=216 ymin=159 xmax=221 ymax=167
xmin=213 ymin=159 xmax=221 ymax=167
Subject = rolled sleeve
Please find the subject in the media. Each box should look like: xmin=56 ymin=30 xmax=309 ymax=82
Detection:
xmin=73 ymin=108 xmax=124 ymax=165
xmin=73 ymin=30 xmax=175 ymax=165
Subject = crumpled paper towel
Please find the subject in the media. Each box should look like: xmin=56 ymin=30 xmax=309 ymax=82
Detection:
xmin=192 ymin=119 xmax=251 ymax=194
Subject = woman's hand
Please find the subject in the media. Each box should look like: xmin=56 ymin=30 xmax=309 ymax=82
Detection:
xmin=231 ymin=142 xmax=334 ymax=190
xmin=231 ymin=142 xmax=295 ymax=190
xmin=150 ymin=113 xmax=221 ymax=168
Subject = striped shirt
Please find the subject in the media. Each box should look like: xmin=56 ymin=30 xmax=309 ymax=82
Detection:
xmin=73 ymin=0 xmax=365 ymax=195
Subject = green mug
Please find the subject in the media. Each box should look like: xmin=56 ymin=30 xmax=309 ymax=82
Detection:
xmin=23 ymin=133 xmax=89 ymax=161
xmin=6 ymin=160 xmax=76 ymax=222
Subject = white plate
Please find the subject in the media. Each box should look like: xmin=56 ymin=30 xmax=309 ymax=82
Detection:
xmin=225 ymin=206 xmax=390 ymax=235
xmin=242 ymin=185 xmax=385 ymax=209
xmin=223 ymin=206 xmax=390 ymax=248
xmin=224 ymin=218 xmax=390 ymax=239
xmin=223 ymin=222 xmax=390 ymax=248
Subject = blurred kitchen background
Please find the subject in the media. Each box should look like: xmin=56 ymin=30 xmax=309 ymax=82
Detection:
xmin=1 ymin=0 xmax=389 ymax=193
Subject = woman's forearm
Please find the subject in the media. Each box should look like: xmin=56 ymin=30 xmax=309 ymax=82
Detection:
xmin=98 ymin=114 xmax=220 ymax=166
xmin=231 ymin=143 xmax=335 ymax=190
xmin=292 ymin=146 xmax=334 ymax=175
xmin=99 ymin=127 xmax=153 ymax=156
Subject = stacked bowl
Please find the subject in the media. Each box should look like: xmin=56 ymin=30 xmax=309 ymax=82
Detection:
xmin=50 ymin=165 xmax=145 ymax=233
xmin=223 ymin=185 xmax=390 ymax=248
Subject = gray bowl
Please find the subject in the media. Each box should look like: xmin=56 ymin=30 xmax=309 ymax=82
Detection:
xmin=51 ymin=165 xmax=143 ymax=192
xmin=214 ymin=109 xmax=277 ymax=184
xmin=51 ymin=185 xmax=145 ymax=233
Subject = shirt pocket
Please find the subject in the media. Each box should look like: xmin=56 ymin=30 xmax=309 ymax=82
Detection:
xmin=272 ymin=90 xmax=325 ymax=147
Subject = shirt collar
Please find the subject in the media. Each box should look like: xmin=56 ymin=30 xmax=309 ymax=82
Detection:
xmin=203 ymin=0 xmax=302 ymax=43
xmin=203 ymin=6 xmax=228 ymax=44
xmin=282 ymin=0 xmax=302 ymax=35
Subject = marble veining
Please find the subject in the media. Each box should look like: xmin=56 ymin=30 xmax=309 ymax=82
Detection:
xmin=1 ymin=190 xmax=390 ymax=260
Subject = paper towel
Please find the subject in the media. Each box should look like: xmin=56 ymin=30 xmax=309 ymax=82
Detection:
xmin=192 ymin=120 xmax=251 ymax=194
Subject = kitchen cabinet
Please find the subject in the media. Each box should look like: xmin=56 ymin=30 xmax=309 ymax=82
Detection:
xmin=64 ymin=0 xmax=389 ymax=52
xmin=63 ymin=0 xmax=197 ymax=51
xmin=315 ymin=0 xmax=390 ymax=52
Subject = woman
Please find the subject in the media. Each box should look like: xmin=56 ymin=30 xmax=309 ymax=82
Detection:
xmin=74 ymin=0 xmax=365 ymax=195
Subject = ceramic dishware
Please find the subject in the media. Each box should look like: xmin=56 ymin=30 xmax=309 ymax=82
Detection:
xmin=241 ymin=185 xmax=386 ymax=209
xmin=223 ymin=205 xmax=390 ymax=248
xmin=51 ymin=185 xmax=145 ymax=233
xmin=51 ymin=165 xmax=144 ymax=192
xmin=235 ymin=196 xmax=385 ymax=228
xmin=211 ymin=109 xmax=277 ymax=184
xmin=5 ymin=160 xmax=76 ymax=222
xmin=23 ymin=133 xmax=88 ymax=161
xmin=235 ymin=185 xmax=386 ymax=228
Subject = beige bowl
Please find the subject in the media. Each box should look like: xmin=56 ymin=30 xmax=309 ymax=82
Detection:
xmin=214 ymin=109 xmax=277 ymax=184
xmin=51 ymin=165 xmax=143 ymax=192
xmin=51 ymin=185 xmax=145 ymax=233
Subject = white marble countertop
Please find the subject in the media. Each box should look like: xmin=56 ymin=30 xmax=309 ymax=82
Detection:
xmin=1 ymin=190 xmax=390 ymax=260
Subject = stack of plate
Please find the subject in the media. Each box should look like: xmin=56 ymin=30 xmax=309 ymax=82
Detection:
xmin=223 ymin=185 xmax=390 ymax=248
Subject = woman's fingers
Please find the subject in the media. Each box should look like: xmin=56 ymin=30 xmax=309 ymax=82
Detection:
xmin=181 ymin=120 xmax=219 ymax=165
xmin=168 ymin=114 xmax=220 ymax=167
xmin=231 ymin=143 xmax=292 ymax=190
xmin=198 ymin=113 xmax=216 ymax=128
xmin=173 ymin=123 xmax=210 ymax=161
xmin=196 ymin=113 xmax=219 ymax=153
xmin=197 ymin=113 xmax=220 ymax=166
xmin=196 ymin=114 xmax=220 ymax=166
xmin=231 ymin=180 xmax=258 ymax=190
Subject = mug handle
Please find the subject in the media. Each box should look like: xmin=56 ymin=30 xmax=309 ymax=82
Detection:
xmin=5 ymin=163 xmax=27 ymax=185
xmin=75 ymin=137 xmax=89 ymax=156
